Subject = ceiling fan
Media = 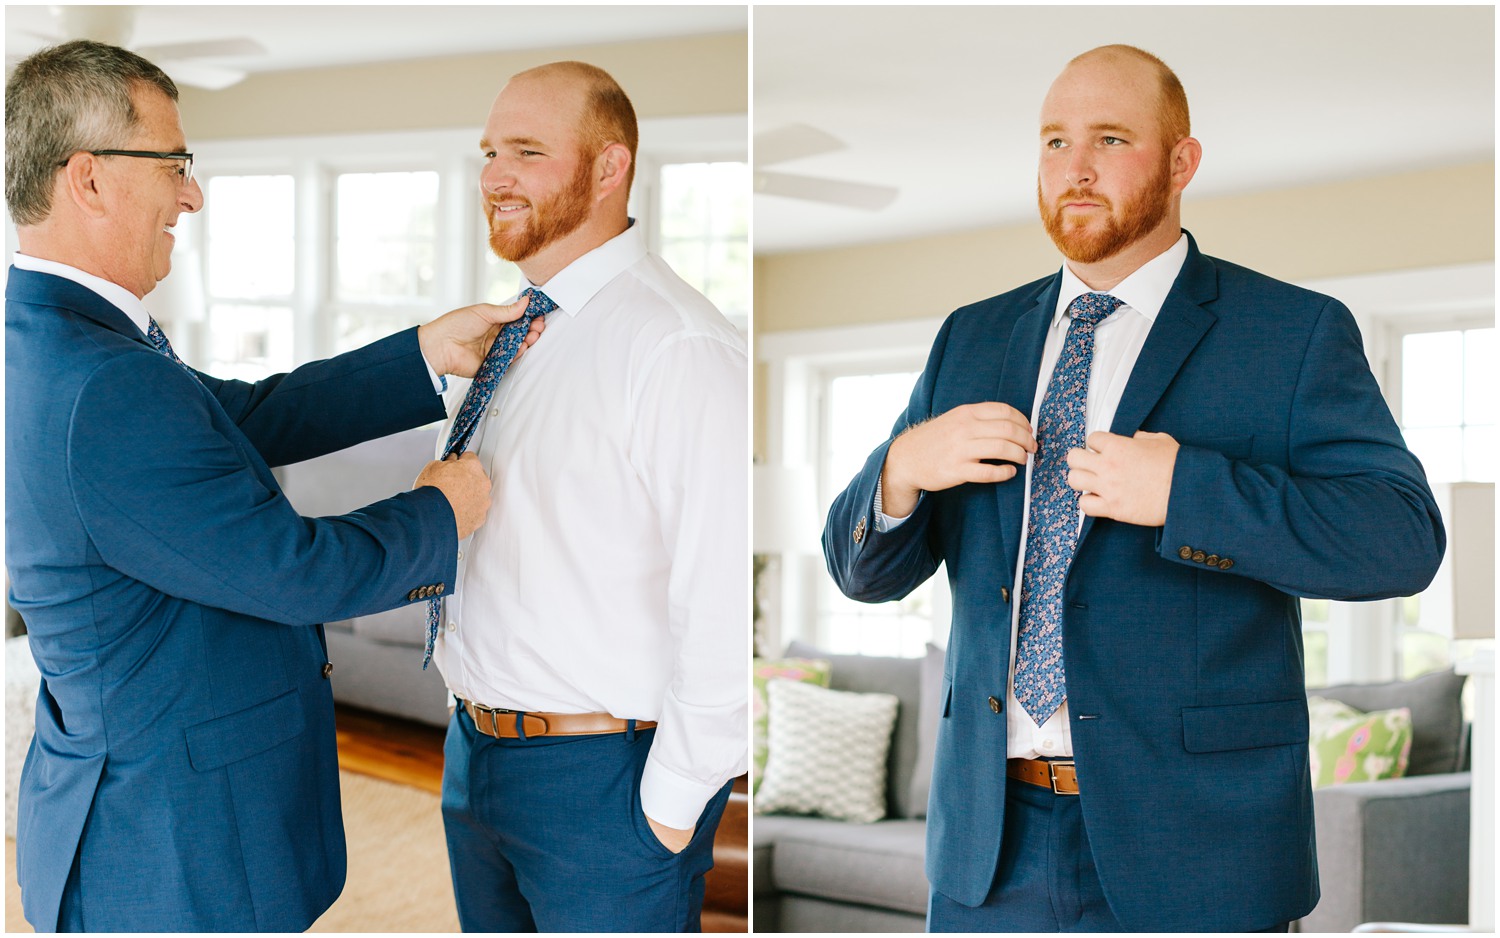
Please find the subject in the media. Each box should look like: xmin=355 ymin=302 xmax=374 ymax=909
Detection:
xmin=754 ymin=123 xmax=899 ymax=212
xmin=9 ymin=6 xmax=267 ymax=90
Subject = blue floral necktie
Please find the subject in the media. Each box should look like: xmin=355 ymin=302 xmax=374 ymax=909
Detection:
xmin=423 ymin=287 xmax=556 ymax=668
xmin=1013 ymin=292 xmax=1122 ymax=725
xmin=145 ymin=317 xmax=194 ymax=377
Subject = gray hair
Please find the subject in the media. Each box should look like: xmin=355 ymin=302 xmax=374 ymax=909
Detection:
xmin=5 ymin=40 xmax=179 ymax=226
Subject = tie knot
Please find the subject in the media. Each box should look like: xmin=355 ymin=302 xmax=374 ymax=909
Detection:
xmin=1066 ymin=292 xmax=1123 ymax=327
xmin=524 ymin=288 xmax=558 ymax=317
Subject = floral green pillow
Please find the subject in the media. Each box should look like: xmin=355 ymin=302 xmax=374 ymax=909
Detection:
xmin=1307 ymin=696 xmax=1413 ymax=789
xmin=752 ymin=657 xmax=831 ymax=794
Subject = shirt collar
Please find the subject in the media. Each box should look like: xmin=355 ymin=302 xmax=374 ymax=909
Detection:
xmin=518 ymin=218 xmax=646 ymax=317
xmin=12 ymin=252 xmax=152 ymax=336
xmin=1052 ymin=232 xmax=1189 ymax=326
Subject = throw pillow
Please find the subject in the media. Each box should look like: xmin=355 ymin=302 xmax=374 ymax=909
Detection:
xmin=756 ymin=680 xmax=900 ymax=823
xmin=1307 ymin=695 xmax=1413 ymax=789
xmin=752 ymin=656 xmax=832 ymax=794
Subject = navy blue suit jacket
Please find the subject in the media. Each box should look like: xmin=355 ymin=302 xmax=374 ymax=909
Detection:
xmin=823 ymin=234 xmax=1445 ymax=930
xmin=5 ymin=266 xmax=458 ymax=932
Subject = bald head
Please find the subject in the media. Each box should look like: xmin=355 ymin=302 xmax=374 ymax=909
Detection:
xmin=508 ymin=61 xmax=639 ymax=191
xmin=1053 ymin=45 xmax=1190 ymax=150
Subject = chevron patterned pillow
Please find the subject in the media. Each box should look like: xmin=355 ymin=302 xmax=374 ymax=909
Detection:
xmin=755 ymin=679 xmax=899 ymax=823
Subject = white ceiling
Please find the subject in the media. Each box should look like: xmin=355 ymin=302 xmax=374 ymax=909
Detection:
xmin=754 ymin=5 xmax=1495 ymax=255
xmin=4 ymin=4 xmax=747 ymax=72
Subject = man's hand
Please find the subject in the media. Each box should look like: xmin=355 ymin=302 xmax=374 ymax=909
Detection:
xmin=417 ymin=298 xmax=547 ymax=378
xmin=414 ymin=452 xmax=493 ymax=540
xmin=1066 ymin=430 xmax=1179 ymax=526
xmin=879 ymin=402 xmax=1035 ymax=517
xmin=646 ymin=814 xmax=693 ymax=855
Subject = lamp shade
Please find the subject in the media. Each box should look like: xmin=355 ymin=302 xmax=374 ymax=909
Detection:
xmin=753 ymin=464 xmax=821 ymax=554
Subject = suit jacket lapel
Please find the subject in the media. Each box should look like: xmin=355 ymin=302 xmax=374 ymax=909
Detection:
xmin=1079 ymin=234 xmax=1220 ymax=546
xmin=993 ymin=278 xmax=1057 ymax=579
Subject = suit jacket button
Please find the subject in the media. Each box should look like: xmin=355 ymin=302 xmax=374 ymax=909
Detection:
xmin=853 ymin=517 xmax=866 ymax=544
xmin=1192 ymin=550 xmax=1207 ymax=563
xmin=1178 ymin=546 xmax=1193 ymax=560
xmin=321 ymin=662 xmax=334 ymax=679
xmin=1218 ymin=558 xmax=1234 ymax=570
xmin=407 ymin=588 xmax=420 ymax=601
xmin=1205 ymin=554 xmax=1220 ymax=566
xmin=988 ymin=696 xmax=1001 ymax=714
xmin=1000 ymin=587 xmax=1010 ymax=603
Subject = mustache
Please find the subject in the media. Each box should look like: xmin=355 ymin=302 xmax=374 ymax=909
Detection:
xmin=1053 ymin=189 xmax=1112 ymax=209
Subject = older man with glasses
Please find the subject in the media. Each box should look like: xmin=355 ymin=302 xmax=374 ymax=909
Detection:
xmin=4 ymin=40 xmax=535 ymax=932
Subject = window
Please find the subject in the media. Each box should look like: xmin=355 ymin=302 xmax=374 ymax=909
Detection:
xmin=658 ymin=162 xmax=749 ymax=327
xmin=331 ymin=170 xmax=440 ymax=355
xmin=818 ymin=369 xmax=934 ymax=657
xmin=202 ymin=175 xmax=295 ymax=380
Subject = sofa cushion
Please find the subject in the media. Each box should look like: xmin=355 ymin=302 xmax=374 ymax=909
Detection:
xmin=753 ymin=656 xmax=832 ymax=794
xmin=347 ymin=604 xmax=427 ymax=648
xmin=758 ymin=681 xmax=899 ymax=823
xmin=1307 ymin=696 xmax=1412 ymax=788
xmin=786 ymin=641 xmax=924 ymax=819
xmin=757 ymin=814 xmax=928 ymax=916
xmin=1314 ymin=668 xmax=1466 ymax=776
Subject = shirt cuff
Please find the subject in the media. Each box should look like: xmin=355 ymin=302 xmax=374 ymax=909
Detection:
xmin=873 ymin=474 xmax=915 ymax=532
xmin=422 ymin=353 xmax=447 ymax=394
xmin=639 ymin=754 xmax=722 ymax=831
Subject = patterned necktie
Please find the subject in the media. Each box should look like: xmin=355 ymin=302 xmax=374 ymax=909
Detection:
xmin=146 ymin=317 xmax=194 ymax=377
xmin=1013 ymin=292 xmax=1122 ymax=725
xmin=423 ymin=287 xmax=556 ymax=668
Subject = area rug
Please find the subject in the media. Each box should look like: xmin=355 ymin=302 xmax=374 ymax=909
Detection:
xmin=5 ymin=770 xmax=458 ymax=932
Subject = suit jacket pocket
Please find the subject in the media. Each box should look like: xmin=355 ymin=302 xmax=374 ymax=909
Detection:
xmin=1181 ymin=698 xmax=1307 ymax=753
xmin=185 ymin=688 xmax=306 ymax=772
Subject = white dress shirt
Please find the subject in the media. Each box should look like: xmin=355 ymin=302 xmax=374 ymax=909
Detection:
xmin=881 ymin=235 xmax=1188 ymax=760
xmin=432 ymin=222 xmax=749 ymax=829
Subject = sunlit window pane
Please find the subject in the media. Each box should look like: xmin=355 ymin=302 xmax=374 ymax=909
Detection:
xmin=1401 ymin=331 xmax=1464 ymax=428
xmin=1303 ymin=630 xmax=1328 ymax=688
xmin=205 ymin=176 xmax=294 ymax=298
xmin=1403 ymin=426 xmax=1463 ymax=484
xmin=335 ymin=310 xmax=425 ymax=360
xmin=335 ymin=172 xmax=438 ymax=302
xmin=479 ymin=221 xmax=524 ymax=304
xmin=659 ymin=162 xmax=749 ymax=323
xmin=206 ymin=304 xmax=293 ymax=381
xmin=1464 ymin=328 xmax=1495 ymax=425
xmin=1464 ymin=425 xmax=1496 ymax=482
xmin=826 ymin=372 xmax=920 ymax=507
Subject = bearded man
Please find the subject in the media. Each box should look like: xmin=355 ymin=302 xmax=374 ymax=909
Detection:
xmin=823 ymin=44 xmax=1443 ymax=932
xmin=427 ymin=61 xmax=747 ymax=932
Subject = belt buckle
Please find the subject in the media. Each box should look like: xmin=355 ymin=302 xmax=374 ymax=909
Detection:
xmin=1048 ymin=759 xmax=1078 ymax=795
xmin=472 ymin=702 xmax=518 ymax=738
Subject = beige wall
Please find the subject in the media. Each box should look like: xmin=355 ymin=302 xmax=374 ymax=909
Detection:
xmin=753 ymin=160 xmax=1495 ymax=456
xmin=179 ymin=32 xmax=747 ymax=140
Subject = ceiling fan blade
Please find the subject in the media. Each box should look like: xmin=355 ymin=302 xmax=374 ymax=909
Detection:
xmin=157 ymin=60 xmax=249 ymax=91
xmin=755 ymin=123 xmax=846 ymax=167
xmin=136 ymin=38 xmax=268 ymax=61
xmin=755 ymin=171 xmax=898 ymax=211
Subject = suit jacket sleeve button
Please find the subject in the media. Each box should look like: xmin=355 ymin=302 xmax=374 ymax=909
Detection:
xmin=1218 ymin=558 xmax=1234 ymax=570
xmin=436 ymin=583 xmax=445 ymax=595
xmin=1191 ymin=550 xmax=1207 ymax=563
xmin=1178 ymin=546 xmax=1193 ymax=560
xmin=1205 ymin=554 xmax=1220 ymax=566
xmin=321 ymin=662 xmax=334 ymax=679
xmin=853 ymin=517 xmax=866 ymax=544
xmin=407 ymin=589 xmax=419 ymax=601
xmin=988 ymin=696 xmax=1001 ymax=714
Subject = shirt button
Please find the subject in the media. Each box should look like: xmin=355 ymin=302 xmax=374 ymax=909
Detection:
xmin=1042 ymin=738 xmax=1055 ymax=751
xmin=457 ymin=550 xmax=464 ymax=561
xmin=447 ymin=623 xmax=456 ymax=632
xmin=490 ymin=408 xmax=500 ymax=418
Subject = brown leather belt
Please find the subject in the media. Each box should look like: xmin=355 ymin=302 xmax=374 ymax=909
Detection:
xmin=462 ymin=699 xmax=655 ymax=740
xmin=1007 ymin=757 xmax=1080 ymax=795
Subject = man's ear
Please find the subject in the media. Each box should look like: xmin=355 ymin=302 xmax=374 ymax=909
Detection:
xmin=59 ymin=153 xmax=109 ymax=219
xmin=1169 ymin=136 xmax=1202 ymax=194
xmin=594 ymin=142 xmax=632 ymax=202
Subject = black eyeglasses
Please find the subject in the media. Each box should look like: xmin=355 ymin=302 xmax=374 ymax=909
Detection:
xmin=59 ymin=149 xmax=194 ymax=186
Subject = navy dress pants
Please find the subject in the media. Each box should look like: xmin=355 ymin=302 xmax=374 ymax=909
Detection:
xmin=928 ymin=776 xmax=1291 ymax=933
xmin=441 ymin=706 xmax=733 ymax=932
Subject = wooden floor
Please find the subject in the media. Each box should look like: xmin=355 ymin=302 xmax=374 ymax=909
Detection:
xmin=334 ymin=705 xmax=749 ymax=932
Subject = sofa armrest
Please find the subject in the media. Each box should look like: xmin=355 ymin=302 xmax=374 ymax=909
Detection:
xmin=1300 ymin=772 xmax=1470 ymax=932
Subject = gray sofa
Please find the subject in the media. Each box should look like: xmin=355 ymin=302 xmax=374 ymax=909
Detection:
xmin=753 ymin=646 xmax=1471 ymax=932
xmin=276 ymin=425 xmax=453 ymax=727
